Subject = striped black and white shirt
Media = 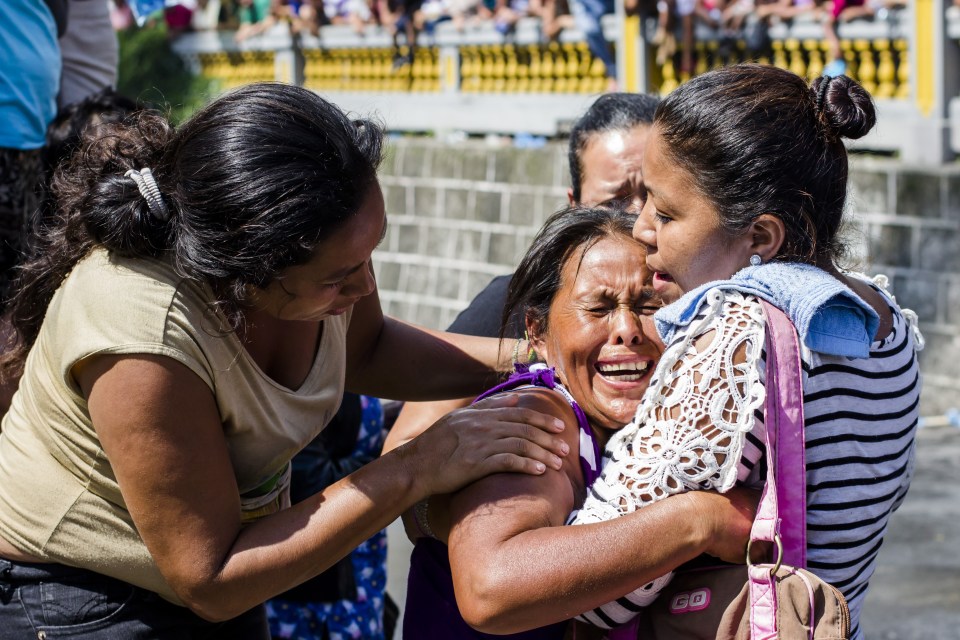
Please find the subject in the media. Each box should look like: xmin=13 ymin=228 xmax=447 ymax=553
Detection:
xmin=758 ymin=275 xmax=922 ymax=639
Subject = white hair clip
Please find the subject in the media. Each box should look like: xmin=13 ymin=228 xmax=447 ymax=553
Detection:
xmin=125 ymin=167 xmax=170 ymax=222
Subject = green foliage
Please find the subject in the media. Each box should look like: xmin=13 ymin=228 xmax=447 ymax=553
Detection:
xmin=117 ymin=23 xmax=218 ymax=123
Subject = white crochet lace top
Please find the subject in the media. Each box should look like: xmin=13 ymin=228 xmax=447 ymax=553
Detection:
xmin=570 ymin=288 xmax=767 ymax=628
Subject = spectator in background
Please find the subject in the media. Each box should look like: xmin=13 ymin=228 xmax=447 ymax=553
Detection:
xmin=718 ymin=0 xmax=779 ymax=59
xmin=720 ymin=0 xmax=754 ymax=37
xmin=110 ymin=0 xmax=136 ymax=30
xmin=754 ymin=0 xmax=823 ymax=22
xmin=58 ymin=0 xmax=120 ymax=110
xmin=120 ymin=0 xmax=215 ymax=33
xmin=235 ymin=0 xmax=277 ymax=40
xmin=0 ymin=0 xmax=62 ymax=309
xmin=322 ymin=0 xmax=375 ymax=34
xmin=165 ymin=0 xmax=198 ymax=36
xmin=491 ymin=0 xmax=533 ymax=34
xmin=456 ymin=0 xmax=496 ymax=29
xmin=570 ymin=0 xmax=617 ymax=89
xmin=534 ymin=0 xmax=574 ymax=40
xmin=387 ymin=0 xmax=424 ymax=68
xmin=696 ymin=0 xmax=723 ymax=27
xmin=823 ymin=0 xmax=854 ymax=75
xmin=415 ymin=0 xmax=495 ymax=32
xmin=291 ymin=0 xmax=324 ymax=35
xmin=653 ymin=0 xmax=697 ymax=70
xmin=822 ymin=0 xmax=905 ymax=76
xmin=492 ymin=0 xmax=574 ymax=38
xmin=414 ymin=0 xmax=455 ymax=34
xmin=266 ymin=393 xmax=396 ymax=640
xmin=191 ymin=0 xmax=224 ymax=30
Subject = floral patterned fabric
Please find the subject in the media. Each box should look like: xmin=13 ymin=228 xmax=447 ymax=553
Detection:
xmin=266 ymin=396 xmax=389 ymax=640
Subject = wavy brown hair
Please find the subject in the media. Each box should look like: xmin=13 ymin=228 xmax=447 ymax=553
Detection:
xmin=2 ymin=83 xmax=383 ymax=381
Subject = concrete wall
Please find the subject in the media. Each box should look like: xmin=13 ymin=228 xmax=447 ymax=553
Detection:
xmin=375 ymin=140 xmax=570 ymax=329
xmin=846 ymin=159 xmax=960 ymax=416
xmin=374 ymin=139 xmax=960 ymax=417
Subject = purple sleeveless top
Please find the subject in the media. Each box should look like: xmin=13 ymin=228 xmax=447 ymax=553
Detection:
xmin=403 ymin=364 xmax=602 ymax=639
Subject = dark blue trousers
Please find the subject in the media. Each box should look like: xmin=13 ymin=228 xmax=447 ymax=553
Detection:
xmin=0 ymin=558 xmax=269 ymax=639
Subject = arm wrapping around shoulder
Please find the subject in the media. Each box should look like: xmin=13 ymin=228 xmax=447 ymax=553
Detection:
xmin=573 ymin=289 xmax=767 ymax=525
xmin=569 ymin=290 xmax=767 ymax=629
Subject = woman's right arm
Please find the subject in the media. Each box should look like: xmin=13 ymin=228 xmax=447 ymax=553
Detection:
xmin=449 ymin=468 xmax=757 ymax=634
xmin=442 ymin=390 xmax=757 ymax=635
xmin=74 ymin=353 xmax=568 ymax=622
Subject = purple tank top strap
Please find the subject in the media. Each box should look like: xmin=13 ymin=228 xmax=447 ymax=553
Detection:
xmin=474 ymin=364 xmax=602 ymax=486
xmin=473 ymin=363 xmax=557 ymax=402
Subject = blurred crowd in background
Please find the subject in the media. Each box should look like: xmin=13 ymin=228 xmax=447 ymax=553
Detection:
xmin=113 ymin=0 xmax=922 ymax=89
xmin=114 ymin=0 xmax=603 ymax=41
xmin=637 ymin=0 xmax=910 ymax=79
xmin=116 ymin=0 xmax=620 ymax=85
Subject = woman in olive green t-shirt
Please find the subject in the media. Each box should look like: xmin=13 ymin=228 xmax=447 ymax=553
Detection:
xmin=0 ymin=82 xmax=569 ymax=638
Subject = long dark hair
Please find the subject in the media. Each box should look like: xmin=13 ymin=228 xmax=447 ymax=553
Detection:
xmin=568 ymin=93 xmax=660 ymax=202
xmin=502 ymin=205 xmax=637 ymax=341
xmin=654 ymin=64 xmax=876 ymax=264
xmin=3 ymin=82 xmax=384 ymax=379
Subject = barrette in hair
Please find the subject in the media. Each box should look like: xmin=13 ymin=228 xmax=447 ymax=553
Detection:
xmin=125 ymin=168 xmax=170 ymax=222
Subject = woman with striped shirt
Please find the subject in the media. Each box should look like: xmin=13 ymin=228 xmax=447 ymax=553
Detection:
xmin=569 ymin=65 xmax=924 ymax=638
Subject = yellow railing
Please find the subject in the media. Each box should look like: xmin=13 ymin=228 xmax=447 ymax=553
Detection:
xmin=652 ymin=36 xmax=910 ymax=97
xmin=196 ymin=51 xmax=277 ymax=90
xmin=175 ymin=18 xmax=618 ymax=95
xmin=640 ymin=10 xmax=913 ymax=98
xmin=177 ymin=14 xmax=913 ymax=98
xmin=458 ymin=42 xmax=608 ymax=94
xmin=171 ymin=8 xmax=960 ymax=161
xmin=303 ymin=46 xmax=442 ymax=92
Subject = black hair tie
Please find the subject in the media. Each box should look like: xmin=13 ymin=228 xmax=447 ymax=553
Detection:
xmin=815 ymin=76 xmax=834 ymax=117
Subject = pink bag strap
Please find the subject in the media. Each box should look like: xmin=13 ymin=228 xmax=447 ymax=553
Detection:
xmin=765 ymin=301 xmax=807 ymax=567
xmin=748 ymin=301 xmax=807 ymax=639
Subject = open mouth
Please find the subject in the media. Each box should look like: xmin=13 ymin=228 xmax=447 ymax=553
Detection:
xmin=651 ymin=271 xmax=676 ymax=296
xmin=596 ymin=361 xmax=651 ymax=382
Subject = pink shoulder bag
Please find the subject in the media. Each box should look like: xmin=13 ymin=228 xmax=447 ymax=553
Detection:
xmin=612 ymin=300 xmax=850 ymax=640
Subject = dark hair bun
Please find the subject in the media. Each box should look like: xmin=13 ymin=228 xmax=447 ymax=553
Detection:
xmin=814 ymin=75 xmax=877 ymax=140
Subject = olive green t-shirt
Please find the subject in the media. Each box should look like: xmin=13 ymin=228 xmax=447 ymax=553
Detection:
xmin=0 ymin=248 xmax=349 ymax=603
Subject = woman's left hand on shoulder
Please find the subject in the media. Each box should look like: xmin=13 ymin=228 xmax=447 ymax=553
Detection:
xmin=395 ymin=392 xmax=570 ymax=499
